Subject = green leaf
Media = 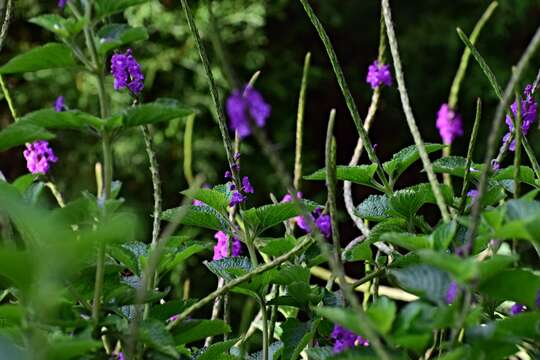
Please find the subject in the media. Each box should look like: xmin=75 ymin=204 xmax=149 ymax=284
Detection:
xmin=195 ymin=339 xmax=238 ymax=360
xmin=243 ymin=200 xmax=319 ymax=234
xmin=270 ymin=264 xmax=310 ymax=285
xmin=389 ymin=265 xmax=451 ymax=304
xmin=258 ymin=236 xmax=296 ymax=257
xmin=341 ymin=239 xmax=372 ymax=262
xmin=139 ymin=319 xmax=178 ymax=358
xmin=204 ymin=257 xmax=252 ymax=281
xmin=431 ymin=221 xmax=457 ymax=251
xmin=96 ymin=24 xmax=149 ymax=55
xmin=115 ymin=99 xmax=194 ymax=128
xmin=94 ymin=0 xmax=149 ymax=19
xmin=0 ymin=123 xmax=54 ymax=152
xmin=355 ymin=195 xmax=389 ymax=222
xmin=29 ymin=14 xmax=87 ymax=38
xmin=367 ymin=218 xmax=407 ymax=244
xmin=389 ymin=183 xmax=454 ymax=220
xmin=45 ymin=338 xmax=101 ymax=360
xmin=173 ymin=319 xmax=231 ymax=345
xmin=305 ymin=164 xmax=378 ymax=188
xmin=161 ymin=204 xmax=230 ymax=232
xmin=148 ymin=299 xmax=196 ymax=322
xmin=159 ymin=241 xmax=209 ymax=273
xmin=366 ymin=297 xmax=396 ymax=334
xmin=0 ymin=43 xmax=76 ymax=74
xmin=182 ymin=187 xmax=231 ymax=213
xmin=479 ymin=269 xmax=540 ymax=308
xmin=494 ymin=165 xmax=537 ymax=187
xmin=380 ymin=232 xmax=431 ymax=251
xmin=281 ymin=319 xmax=313 ymax=360
xmin=432 ymin=156 xmax=481 ymax=178
xmin=19 ymin=109 xmax=104 ymax=130
xmin=383 ymin=143 xmax=445 ymax=179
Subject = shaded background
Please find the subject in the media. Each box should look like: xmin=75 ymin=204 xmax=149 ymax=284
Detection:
xmin=1 ymin=0 xmax=540 ymax=336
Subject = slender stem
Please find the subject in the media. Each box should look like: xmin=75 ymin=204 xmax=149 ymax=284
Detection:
xmin=294 ymin=52 xmax=311 ymax=191
xmin=267 ymin=285 xmax=278 ymax=341
xmin=205 ymin=278 xmax=224 ymax=346
xmin=381 ymin=0 xmax=450 ymax=223
xmin=351 ymin=267 xmax=385 ymax=289
xmin=466 ymin=26 xmax=540 ymax=249
xmin=522 ymin=137 xmax=540 ymax=180
xmin=45 ymin=182 xmax=66 ymax=208
xmin=0 ymin=0 xmax=13 ymax=54
xmin=167 ymin=235 xmax=315 ymax=329
xmin=324 ymin=109 xmax=390 ymax=360
xmin=298 ymin=0 xmax=391 ymax=193
xmin=180 ymin=0 xmax=241 ymax=190
xmin=513 ymin=91 xmax=522 ymax=198
xmin=0 ymin=75 xmax=16 ymax=120
xmin=256 ymin=295 xmax=269 ymax=360
xmin=457 ymin=98 xmax=482 ymax=215
xmin=183 ymin=114 xmax=195 ymax=185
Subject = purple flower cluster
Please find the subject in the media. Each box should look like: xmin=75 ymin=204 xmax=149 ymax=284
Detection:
xmin=224 ymin=153 xmax=254 ymax=207
xmin=58 ymin=0 xmax=67 ymax=8
xmin=297 ymin=208 xmax=332 ymax=239
xmin=226 ymin=85 xmax=271 ymax=138
xmin=54 ymin=96 xmax=65 ymax=112
xmin=110 ymin=49 xmax=144 ymax=94
xmin=213 ymin=231 xmax=242 ymax=260
xmin=503 ymin=84 xmax=538 ymax=151
xmin=436 ymin=104 xmax=463 ymax=145
xmin=445 ymin=281 xmax=458 ymax=304
xmin=366 ymin=60 xmax=392 ymax=89
xmin=331 ymin=325 xmax=369 ymax=353
xmin=23 ymin=140 xmax=58 ymax=174
xmin=510 ymin=303 xmax=525 ymax=316
xmin=467 ymin=189 xmax=479 ymax=201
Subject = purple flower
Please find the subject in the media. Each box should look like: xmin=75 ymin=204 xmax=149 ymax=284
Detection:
xmin=510 ymin=303 xmax=525 ymax=315
xmin=491 ymin=160 xmax=500 ymax=171
xmin=503 ymin=84 xmax=538 ymax=151
xmin=224 ymin=170 xmax=232 ymax=180
xmin=446 ymin=281 xmax=458 ymax=304
xmin=366 ymin=60 xmax=392 ymax=89
xmin=58 ymin=0 xmax=67 ymax=8
xmin=467 ymin=189 xmax=479 ymax=200
xmin=226 ymin=85 xmax=271 ymax=138
xmin=110 ymin=49 xmax=144 ymax=94
xmin=167 ymin=314 xmax=179 ymax=322
xmin=117 ymin=352 xmax=125 ymax=360
xmin=242 ymin=176 xmax=254 ymax=194
xmin=23 ymin=140 xmax=58 ymax=174
xmin=229 ymin=191 xmax=246 ymax=207
xmin=213 ymin=231 xmax=242 ymax=260
xmin=536 ymin=289 xmax=540 ymax=308
xmin=296 ymin=207 xmax=332 ymax=239
xmin=331 ymin=325 xmax=369 ymax=353
xmin=54 ymin=96 xmax=65 ymax=112
xmin=192 ymin=199 xmax=204 ymax=206
xmin=436 ymin=104 xmax=463 ymax=145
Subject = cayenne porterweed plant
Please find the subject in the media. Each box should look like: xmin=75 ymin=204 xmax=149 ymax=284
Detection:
xmin=0 ymin=0 xmax=540 ymax=359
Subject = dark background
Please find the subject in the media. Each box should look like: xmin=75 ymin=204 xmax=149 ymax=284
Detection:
xmin=0 ymin=0 xmax=540 ymax=313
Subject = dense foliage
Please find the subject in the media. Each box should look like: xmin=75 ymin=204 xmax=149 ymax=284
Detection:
xmin=0 ymin=0 xmax=540 ymax=359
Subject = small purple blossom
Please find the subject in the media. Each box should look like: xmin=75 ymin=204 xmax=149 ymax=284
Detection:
xmin=446 ymin=281 xmax=458 ymax=304
xmin=54 ymin=96 xmax=65 ymax=112
xmin=491 ymin=160 xmax=500 ymax=171
xmin=436 ymin=104 xmax=463 ymax=145
xmin=467 ymin=189 xmax=479 ymax=200
xmin=510 ymin=303 xmax=525 ymax=315
xmin=331 ymin=325 xmax=369 ymax=353
xmin=58 ymin=0 xmax=67 ymax=8
xmin=297 ymin=207 xmax=332 ymax=239
xmin=504 ymin=84 xmax=538 ymax=151
xmin=110 ymin=49 xmax=144 ymax=94
xmin=23 ymin=140 xmax=58 ymax=174
xmin=167 ymin=314 xmax=179 ymax=322
xmin=213 ymin=231 xmax=242 ymax=260
xmin=192 ymin=199 xmax=204 ymax=206
xmin=366 ymin=60 xmax=392 ymax=89
xmin=536 ymin=289 xmax=540 ymax=308
xmin=226 ymin=85 xmax=271 ymax=138
xmin=229 ymin=191 xmax=246 ymax=207
xmin=117 ymin=352 xmax=125 ymax=360
xmin=224 ymin=170 xmax=232 ymax=180
xmin=242 ymin=176 xmax=254 ymax=194
xmin=234 ymin=152 xmax=241 ymax=161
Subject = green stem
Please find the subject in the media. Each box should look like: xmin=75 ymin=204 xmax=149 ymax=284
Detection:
xmin=0 ymin=75 xmax=17 ymax=120
xmin=382 ymin=0 xmax=449 ymax=223
xmin=293 ymin=52 xmax=311 ymax=191
xmin=457 ymin=98 xmax=482 ymax=215
xmin=466 ymin=26 xmax=540 ymax=249
xmin=351 ymin=267 xmax=385 ymax=289
xmin=513 ymin=91 xmax=522 ymax=198
xmin=324 ymin=109 xmax=390 ymax=360
xmin=45 ymin=182 xmax=66 ymax=208
xmin=167 ymin=235 xmax=315 ymax=329
xmin=183 ymin=114 xmax=195 ymax=185
xmin=522 ymin=137 xmax=540 ymax=180
xmin=298 ymin=0 xmax=391 ymax=193
xmin=256 ymin=295 xmax=269 ymax=360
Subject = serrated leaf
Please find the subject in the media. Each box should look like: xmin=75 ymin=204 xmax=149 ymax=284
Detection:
xmin=304 ymin=164 xmax=378 ymax=188
xmin=0 ymin=123 xmax=54 ymax=152
xmin=111 ymin=99 xmax=193 ymax=128
xmin=258 ymin=236 xmax=296 ymax=257
xmin=431 ymin=221 xmax=457 ymax=251
xmin=205 ymin=257 xmax=252 ymax=281
xmin=247 ymin=341 xmax=283 ymax=360
xmin=342 ymin=239 xmax=372 ymax=262
xmin=389 ymin=265 xmax=451 ymax=304
xmin=432 ymin=156 xmax=482 ymax=178
xmin=139 ymin=319 xmax=178 ymax=358
xmin=159 ymin=241 xmax=209 ymax=273
xmin=383 ymin=144 xmax=445 ymax=178
xmin=479 ymin=269 xmax=540 ymax=308
xmin=355 ymin=195 xmax=389 ymax=222
xmin=96 ymin=24 xmax=149 ymax=55
xmin=182 ymin=187 xmax=230 ymax=213
xmin=281 ymin=319 xmax=313 ymax=360
xmin=379 ymin=232 xmax=431 ymax=251
xmin=388 ymin=183 xmax=454 ymax=219
xmin=195 ymin=339 xmax=238 ymax=360
xmin=367 ymin=218 xmax=407 ymax=244
xmin=243 ymin=200 xmax=319 ymax=234
xmin=173 ymin=319 xmax=231 ymax=345
xmin=94 ymin=0 xmax=150 ymax=19
xmin=270 ymin=264 xmax=310 ymax=285
xmin=0 ymin=43 xmax=76 ymax=74
xmin=19 ymin=109 xmax=104 ymax=130
xmin=494 ymin=165 xmax=537 ymax=187
xmin=161 ymin=204 xmax=230 ymax=232
xmin=29 ymin=14 xmax=86 ymax=38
